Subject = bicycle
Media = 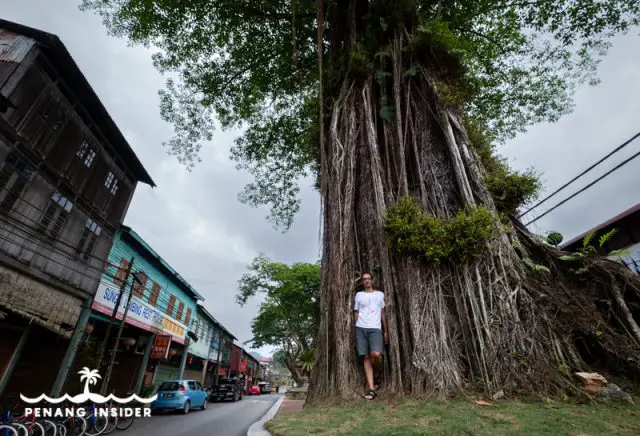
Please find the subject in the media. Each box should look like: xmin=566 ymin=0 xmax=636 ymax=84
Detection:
xmin=3 ymin=396 xmax=46 ymax=436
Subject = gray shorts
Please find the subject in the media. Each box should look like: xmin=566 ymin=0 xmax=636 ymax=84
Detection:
xmin=356 ymin=327 xmax=384 ymax=356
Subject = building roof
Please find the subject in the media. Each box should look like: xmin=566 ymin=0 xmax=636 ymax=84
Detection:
xmin=0 ymin=19 xmax=155 ymax=187
xmin=562 ymin=202 xmax=640 ymax=252
xmin=120 ymin=225 xmax=204 ymax=301
xmin=196 ymin=304 xmax=237 ymax=340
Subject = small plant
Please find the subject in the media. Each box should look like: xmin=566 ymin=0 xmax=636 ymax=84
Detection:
xmin=297 ymin=348 xmax=315 ymax=375
xmin=384 ymin=197 xmax=497 ymax=263
xmin=546 ymin=231 xmax=564 ymax=247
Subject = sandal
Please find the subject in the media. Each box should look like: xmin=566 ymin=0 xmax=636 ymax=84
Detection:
xmin=364 ymin=390 xmax=377 ymax=400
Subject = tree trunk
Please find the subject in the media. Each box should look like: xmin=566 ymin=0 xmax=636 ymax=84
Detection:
xmin=308 ymin=26 xmax=640 ymax=402
xmin=284 ymin=353 xmax=306 ymax=386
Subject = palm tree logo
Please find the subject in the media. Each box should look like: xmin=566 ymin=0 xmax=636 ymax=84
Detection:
xmin=79 ymin=367 xmax=101 ymax=396
xmin=20 ymin=367 xmax=158 ymax=404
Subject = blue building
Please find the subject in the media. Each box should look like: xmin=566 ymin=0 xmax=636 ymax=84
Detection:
xmin=85 ymin=225 xmax=205 ymax=394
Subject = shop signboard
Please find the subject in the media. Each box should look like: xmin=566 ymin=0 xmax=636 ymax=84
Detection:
xmin=92 ymin=282 xmax=188 ymax=343
xmin=151 ymin=335 xmax=172 ymax=359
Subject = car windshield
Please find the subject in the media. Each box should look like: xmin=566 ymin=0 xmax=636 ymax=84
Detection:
xmin=158 ymin=382 xmax=181 ymax=391
xmin=218 ymin=378 xmax=235 ymax=385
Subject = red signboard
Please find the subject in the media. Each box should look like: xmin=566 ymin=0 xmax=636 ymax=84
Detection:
xmin=240 ymin=359 xmax=247 ymax=373
xmin=151 ymin=335 xmax=172 ymax=359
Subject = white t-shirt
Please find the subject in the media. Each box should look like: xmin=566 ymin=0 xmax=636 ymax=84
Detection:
xmin=354 ymin=290 xmax=385 ymax=330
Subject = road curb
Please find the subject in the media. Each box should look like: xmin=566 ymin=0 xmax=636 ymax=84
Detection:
xmin=247 ymin=396 xmax=285 ymax=436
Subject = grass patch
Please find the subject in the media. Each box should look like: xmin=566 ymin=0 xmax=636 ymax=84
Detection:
xmin=266 ymin=397 xmax=640 ymax=435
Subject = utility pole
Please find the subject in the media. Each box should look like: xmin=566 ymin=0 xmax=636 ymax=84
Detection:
xmin=214 ymin=332 xmax=223 ymax=385
xmin=95 ymin=257 xmax=134 ymax=369
xmin=101 ymin=269 xmax=139 ymax=395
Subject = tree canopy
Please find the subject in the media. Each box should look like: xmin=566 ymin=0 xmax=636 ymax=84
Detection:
xmin=81 ymin=0 xmax=639 ymax=229
xmin=236 ymin=255 xmax=320 ymax=383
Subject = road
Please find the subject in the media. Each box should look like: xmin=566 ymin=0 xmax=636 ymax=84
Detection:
xmin=125 ymin=394 xmax=282 ymax=436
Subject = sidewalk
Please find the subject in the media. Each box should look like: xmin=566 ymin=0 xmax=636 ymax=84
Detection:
xmin=276 ymin=399 xmax=305 ymax=416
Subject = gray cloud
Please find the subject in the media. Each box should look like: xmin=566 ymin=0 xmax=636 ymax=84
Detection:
xmin=2 ymin=2 xmax=638 ymax=357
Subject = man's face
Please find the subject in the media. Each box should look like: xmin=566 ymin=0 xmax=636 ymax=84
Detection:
xmin=363 ymin=275 xmax=373 ymax=287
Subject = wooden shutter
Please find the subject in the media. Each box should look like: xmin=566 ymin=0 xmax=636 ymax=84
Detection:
xmin=114 ymin=257 xmax=129 ymax=285
xmin=167 ymin=295 xmax=176 ymax=317
xmin=107 ymin=181 xmax=133 ymax=226
xmin=133 ymin=271 xmax=148 ymax=297
xmin=6 ymin=66 xmax=46 ymax=128
xmin=176 ymin=301 xmax=184 ymax=322
xmin=150 ymin=282 xmax=160 ymax=306
xmin=185 ymin=308 xmax=192 ymax=326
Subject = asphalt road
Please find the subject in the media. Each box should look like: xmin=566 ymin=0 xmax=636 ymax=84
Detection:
xmin=124 ymin=394 xmax=282 ymax=436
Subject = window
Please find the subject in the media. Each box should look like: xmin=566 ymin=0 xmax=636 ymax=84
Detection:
xmin=176 ymin=301 xmax=184 ymax=322
xmin=76 ymin=141 xmax=96 ymax=168
xmin=114 ymin=257 xmax=130 ymax=285
xmin=104 ymin=171 xmax=120 ymax=196
xmin=167 ymin=295 xmax=176 ymax=317
xmin=185 ymin=308 xmax=192 ymax=326
xmin=133 ymin=271 xmax=148 ymax=297
xmin=188 ymin=381 xmax=197 ymax=391
xmin=37 ymin=191 xmax=73 ymax=239
xmin=41 ymin=96 xmax=65 ymax=132
xmin=76 ymin=218 xmax=102 ymax=260
xmin=150 ymin=282 xmax=160 ymax=306
xmin=0 ymin=152 xmax=36 ymax=213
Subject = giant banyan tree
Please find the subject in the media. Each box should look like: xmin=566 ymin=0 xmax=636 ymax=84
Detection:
xmin=83 ymin=0 xmax=640 ymax=400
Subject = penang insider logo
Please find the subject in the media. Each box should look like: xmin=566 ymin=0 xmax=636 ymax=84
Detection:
xmin=20 ymin=367 xmax=157 ymax=418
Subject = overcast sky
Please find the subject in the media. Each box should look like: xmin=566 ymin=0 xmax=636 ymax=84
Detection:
xmin=2 ymin=2 xmax=639 ymax=357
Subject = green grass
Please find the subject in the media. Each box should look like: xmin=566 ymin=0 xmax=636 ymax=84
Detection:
xmin=266 ymin=397 xmax=640 ymax=435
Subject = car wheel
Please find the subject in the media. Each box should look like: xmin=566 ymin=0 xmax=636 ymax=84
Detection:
xmin=183 ymin=401 xmax=190 ymax=414
xmin=201 ymin=399 xmax=207 ymax=410
xmin=239 ymin=394 xmax=243 ymax=400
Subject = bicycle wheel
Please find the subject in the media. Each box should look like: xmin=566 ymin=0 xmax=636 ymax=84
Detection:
xmin=0 ymin=425 xmax=20 ymax=436
xmin=41 ymin=420 xmax=57 ymax=436
xmin=55 ymin=424 xmax=66 ymax=436
xmin=10 ymin=423 xmax=27 ymax=436
xmin=62 ymin=416 xmax=86 ymax=436
xmin=83 ymin=415 xmax=107 ymax=436
xmin=100 ymin=416 xmax=116 ymax=436
xmin=26 ymin=422 xmax=45 ymax=436
xmin=114 ymin=414 xmax=133 ymax=432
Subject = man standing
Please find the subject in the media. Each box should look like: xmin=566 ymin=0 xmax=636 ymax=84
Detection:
xmin=353 ymin=272 xmax=387 ymax=400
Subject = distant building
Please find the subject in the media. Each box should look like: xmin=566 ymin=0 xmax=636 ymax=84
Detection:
xmin=183 ymin=304 xmax=236 ymax=386
xmin=562 ymin=202 xmax=640 ymax=272
xmin=0 ymin=20 xmax=153 ymax=399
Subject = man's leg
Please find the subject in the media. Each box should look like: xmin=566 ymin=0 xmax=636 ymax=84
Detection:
xmin=363 ymin=354 xmax=375 ymax=391
xmin=356 ymin=328 xmax=374 ymax=391
xmin=370 ymin=329 xmax=384 ymax=387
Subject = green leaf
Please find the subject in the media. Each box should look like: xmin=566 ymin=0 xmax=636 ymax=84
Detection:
xmin=380 ymin=105 xmax=395 ymax=122
xmin=609 ymin=248 xmax=632 ymax=257
xmin=598 ymin=228 xmax=618 ymax=248
xmin=583 ymin=231 xmax=597 ymax=249
xmin=403 ymin=64 xmax=419 ymax=79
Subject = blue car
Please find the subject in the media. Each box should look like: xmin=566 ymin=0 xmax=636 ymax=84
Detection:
xmin=151 ymin=380 xmax=208 ymax=414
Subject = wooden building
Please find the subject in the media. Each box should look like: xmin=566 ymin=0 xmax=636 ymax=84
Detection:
xmin=0 ymin=19 xmax=154 ymax=399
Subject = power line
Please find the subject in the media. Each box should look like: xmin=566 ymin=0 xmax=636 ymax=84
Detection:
xmin=518 ymin=131 xmax=640 ymax=218
xmin=525 ymin=148 xmax=640 ymax=226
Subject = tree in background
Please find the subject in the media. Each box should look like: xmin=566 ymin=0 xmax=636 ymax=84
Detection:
xmin=236 ymin=255 xmax=320 ymax=386
xmin=82 ymin=0 xmax=640 ymax=401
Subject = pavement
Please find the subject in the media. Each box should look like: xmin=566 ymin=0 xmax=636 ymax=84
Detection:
xmin=123 ymin=394 xmax=283 ymax=436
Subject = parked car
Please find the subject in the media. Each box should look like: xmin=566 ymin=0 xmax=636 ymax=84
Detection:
xmin=151 ymin=380 xmax=208 ymax=414
xmin=248 ymin=385 xmax=261 ymax=395
xmin=258 ymin=382 xmax=272 ymax=394
xmin=209 ymin=377 xmax=243 ymax=402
